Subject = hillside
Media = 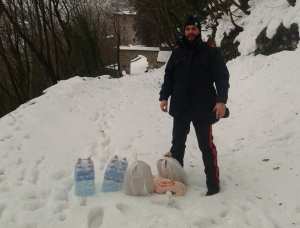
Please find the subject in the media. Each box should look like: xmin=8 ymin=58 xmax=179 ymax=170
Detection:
xmin=0 ymin=1 xmax=300 ymax=227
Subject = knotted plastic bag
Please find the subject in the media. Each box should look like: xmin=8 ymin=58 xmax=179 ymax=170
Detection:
xmin=153 ymin=176 xmax=186 ymax=196
xmin=123 ymin=154 xmax=154 ymax=196
xmin=157 ymin=152 xmax=189 ymax=185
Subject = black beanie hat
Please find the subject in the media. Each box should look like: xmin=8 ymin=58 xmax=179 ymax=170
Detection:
xmin=184 ymin=16 xmax=201 ymax=32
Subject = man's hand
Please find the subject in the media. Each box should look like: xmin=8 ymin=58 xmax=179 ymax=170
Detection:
xmin=213 ymin=102 xmax=226 ymax=119
xmin=160 ymin=100 xmax=168 ymax=112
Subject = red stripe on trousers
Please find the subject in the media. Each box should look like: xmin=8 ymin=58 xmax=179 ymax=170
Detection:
xmin=209 ymin=124 xmax=219 ymax=187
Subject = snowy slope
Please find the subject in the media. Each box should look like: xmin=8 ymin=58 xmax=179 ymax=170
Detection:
xmin=0 ymin=0 xmax=300 ymax=227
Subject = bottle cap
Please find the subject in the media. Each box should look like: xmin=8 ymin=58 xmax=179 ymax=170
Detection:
xmin=109 ymin=164 xmax=114 ymax=168
xmin=119 ymin=167 xmax=123 ymax=170
xmin=123 ymin=157 xmax=127 ymax=160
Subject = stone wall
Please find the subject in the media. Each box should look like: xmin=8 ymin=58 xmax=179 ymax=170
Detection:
xmin=120 ymin=49 xmax=162 ymax=74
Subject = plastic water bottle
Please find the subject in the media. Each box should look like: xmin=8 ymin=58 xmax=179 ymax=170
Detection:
xmin=115 ymin=166 xmax=125 ymax=182
xmin=120 ymin=157 xmax=128 ymax=171
xmin=110 ymin=155 xmax=118 ymax=161
xmin=75 ymin=158 xmax=82 ymax=168
xmin=109 ymin=155 xmax=119 ymax=166
xmin=119 ymin=161 xmax=126 ymax=171
xmin=107 ymin=159 xmax=118 ymax=169
xmin=74 ymin=160 xmax=81 ymax=180
xmin=104 ymin=164 xmax=115 ymax=180
xmin=87 ymin=157 xmax=94 ymax=168
xmin=74 ymin=165 xmax=85 ymax=196
xmin=114 ymin=166 xmax=125 ymax=191
xmin=84 ymin=164 xmax=95 ymax=196
xmin=101 ymin=164 xmax=117 ymax=192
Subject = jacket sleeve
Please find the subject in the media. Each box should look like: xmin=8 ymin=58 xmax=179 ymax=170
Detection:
xmin=159 ymin=52 xmax=174 ymax=101
xmin=210 ymin=48 xmax=230 ymax=104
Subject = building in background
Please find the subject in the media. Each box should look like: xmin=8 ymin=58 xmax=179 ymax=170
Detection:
xmin=115 ymin=11 xmax=142 ymax=46
xmin=112 ymin=11 xmax=171 ymax=76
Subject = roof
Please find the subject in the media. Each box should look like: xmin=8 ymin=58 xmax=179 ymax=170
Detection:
xmin=120 ymin=46 xmax=160 ymax=51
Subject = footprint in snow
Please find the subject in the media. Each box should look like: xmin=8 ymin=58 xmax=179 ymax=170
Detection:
xmin=88 ymin=207 xmax=104 ymax=228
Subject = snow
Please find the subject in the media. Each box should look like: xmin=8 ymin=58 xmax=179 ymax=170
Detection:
xmin=115 ymin=11 xmax=137 ymax=16
xmin=213 ymin=0 xmax=300 ymax=55
xmin=1 ymin=0 xmax=300 ymax=227
xmin=157 ymin=51 xmax=172 ymax=63
xmin=120 ymin=46 xmax=160 ymax=51
xmin=130 ymin=55 xmax=148 ymax=74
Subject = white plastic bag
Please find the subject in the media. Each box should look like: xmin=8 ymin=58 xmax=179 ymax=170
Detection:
xmin=123 ymin=154 xmax=154 ymax=196
xmin=153 ymin=176 xmax=186 ymax=196
xmin=157 ymin=152 xmax=189 ymax=185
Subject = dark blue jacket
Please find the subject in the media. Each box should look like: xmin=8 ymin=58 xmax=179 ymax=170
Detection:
xmin=159 ymin=36 xmax=230 ymax=121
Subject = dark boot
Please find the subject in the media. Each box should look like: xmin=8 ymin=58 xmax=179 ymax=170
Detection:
xmin=206 ymin=187 xmax=220 ymax=196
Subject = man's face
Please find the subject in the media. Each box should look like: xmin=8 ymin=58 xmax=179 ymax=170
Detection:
xmin=184 ymin=25 xmax=200 ymax=43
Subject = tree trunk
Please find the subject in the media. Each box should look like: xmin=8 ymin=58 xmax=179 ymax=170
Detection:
xmin=0 ymin=1 xmax=58 ymax=84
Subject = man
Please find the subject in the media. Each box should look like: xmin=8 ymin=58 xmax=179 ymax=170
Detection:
xmin=159 ymin=16 xmax=230 ymax=196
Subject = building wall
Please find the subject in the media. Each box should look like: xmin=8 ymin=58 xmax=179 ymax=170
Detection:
xmin=120 ymin=50 xmax=162 ymax=74
xmin=116 ymin=14 xmax=142 ymax=46
xmin=116 ymin=13 xmax=168 ymax=75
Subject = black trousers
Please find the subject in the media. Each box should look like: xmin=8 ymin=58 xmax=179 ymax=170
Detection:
xmin=170 ymin=118 xmax=220 ymax=189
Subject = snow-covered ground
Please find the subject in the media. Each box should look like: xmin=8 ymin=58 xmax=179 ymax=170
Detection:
xmin=1 ymin=0 xmax=300 ymax=227
xmin=130 ymin=55 xmax=148 ymax=74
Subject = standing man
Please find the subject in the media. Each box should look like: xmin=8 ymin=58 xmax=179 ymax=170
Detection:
xmin=159 ymin=16 xmax=230 ymax=196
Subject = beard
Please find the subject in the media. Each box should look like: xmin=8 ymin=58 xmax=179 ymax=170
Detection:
xmin=185 ymin=33 xmax=200 ymax=44
xmin=187 ymin=35 xmax=196 ymax=41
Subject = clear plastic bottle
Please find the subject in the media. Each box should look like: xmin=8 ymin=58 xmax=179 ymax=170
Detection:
xmin=101 ymin=164 xmax=117 ymax=192
xmin=119 ymin=161 xmax=126 ymax=171
xmin=114 ymin=166 xmax=125 ymax=191
xmin=84 ymin=164 xmax=95 ymax=196
xmin=104 ymin=164 xmax=115 ymax=180
xmin=115 ymin=166 xmax=124 ymax=182
xmin=110 ymin=155 xmax=118 ymax=162
xmin=87 ymin=157 xmax=94 ymax=169
xmin=74 ymin=165 xmax=85 ymax=196
xmin=109 ymin=155 xmax=119 ymax=167
xmin=121 ymin=157 xmax=128 ymax=171
xmin=107 ymin=159 xmax=118 ymax=169
xmin=115 ymin=166 xmax=124 ymax=180
xmin=75 ymin=158 xmax=82 ymax=168
xmin=74 ymin=160 xmax=81 ymax=180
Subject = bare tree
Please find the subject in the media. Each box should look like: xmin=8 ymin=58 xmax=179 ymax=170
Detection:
xmin=0 ymin=0 xmax=113 ymax=117
xmin=131 ymin=0 xmax=251 ymax=48
xmin=0 ymin=1 xmax=59 ymax=85
xmin=99 ymin=1 xmax=124 ymax=77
